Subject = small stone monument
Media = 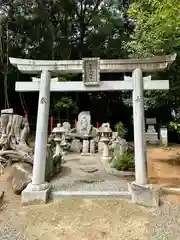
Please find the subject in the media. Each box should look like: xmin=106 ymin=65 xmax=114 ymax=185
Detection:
xmin=160 ymin=127 xmax=168 ymax=147
xmin=145 ymin=118 xmax=159 ymax=144
xmin=111 ymin=137 xmax=128 ymax=156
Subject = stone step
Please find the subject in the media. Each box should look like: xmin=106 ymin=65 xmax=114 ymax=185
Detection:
xmin=50 ymin=190 xmax=131 ymax=201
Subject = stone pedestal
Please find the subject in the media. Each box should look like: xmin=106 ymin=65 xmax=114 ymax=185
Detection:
xmin=98 ymin=141 xmax=104 ymax=152
xmin=81 ymin=139 xmax=90 ymax=155
xmin=128 ymin=182 xmax=160 ymax=208
xmin=90 ymin=139 xmax=95 ymax=154
xmin=101 ymin=141 xmax=111 ymax=164
xmin=21 ymin=182 xmax=51 ymax=205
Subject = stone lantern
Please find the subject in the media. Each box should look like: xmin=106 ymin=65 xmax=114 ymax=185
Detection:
xmin=99 ymin=123 xmax=112 ymax=164
xmin=52 ymin=123 xmax=66 ymax=158
xmin=60 ymin=134 xmax=68 ymax=159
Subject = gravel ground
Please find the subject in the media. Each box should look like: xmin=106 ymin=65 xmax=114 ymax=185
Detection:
xmin=1 ymin=148 xmax=180 ymax=240
xmin=0 ymin=192 xmax=26 ymax=240
xmin=1 ymin=193 xmax=180 ymax=240
xmin=20 ymin=198 xmax=180 ymax=240
xmin=0 ymin=180 xmax=180 ymax=239
xmin=0 ymin=170 xmax=27 ymax=240
xmin=148 ymin=198 xmax=180 ymax=240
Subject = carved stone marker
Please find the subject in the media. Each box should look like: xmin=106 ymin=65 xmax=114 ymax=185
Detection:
xmin=76 ymin=111 xmax=91 ymax=136
xmin=82 ymin=58 xmax=100 ymax=86
xmin=160 ymin=127 xmax=168 ymax=147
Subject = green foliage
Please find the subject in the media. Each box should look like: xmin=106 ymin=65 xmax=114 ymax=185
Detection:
xmin=54 ymin=96 xmax=78 ymax=119
xmin=123 ymin=0 xmax=180 ymax=112
xmin=126 ymin=0 xmax=180 ymax=57
xmin=55 ymin=96 xmax=78 ymax=112
xmin=57 ymin=74 xmax=78 ymax=82
xmin=169 ymin=121 xmax=180 ymax=133
xmin=115 ymin=121 xmax=127 ymax=138
xmin=112 ymin=152 xmax=135 ymax=171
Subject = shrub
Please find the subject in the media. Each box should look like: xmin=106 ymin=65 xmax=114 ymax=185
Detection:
xmin=114 ymin=121 xmax=127 ymax=138
xmin=169 ymin=121 xmax=180 ymax=133
xmin=111 ymin=152 xmax=135 ymax=171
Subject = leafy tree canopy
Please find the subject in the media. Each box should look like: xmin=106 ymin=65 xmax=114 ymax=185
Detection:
xmin=123 ymin=0 xmax=180 ymax=115
xmin=126 ymin=0 xmax=180 ymax=57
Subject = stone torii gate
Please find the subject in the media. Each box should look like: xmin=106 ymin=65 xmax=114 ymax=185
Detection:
xmin=9 ymin=55 xmax=176 ymax=205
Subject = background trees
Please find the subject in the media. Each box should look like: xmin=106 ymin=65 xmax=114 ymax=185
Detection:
xmin=0 ymin=0 xmax=179 ymax=139
xmin=125 ymin=0 xmax=180 ymax=114
xmin=119 ymin=0 xmax=180 ymax=131
xmin=0 ymin=0 xmax=132 ymax=126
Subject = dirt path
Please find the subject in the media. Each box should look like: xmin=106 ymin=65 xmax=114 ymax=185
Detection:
xmin=21 ymin=199 xmax=154 ymax=240
xmin=147 ymin=146 xmax=180 ymax=187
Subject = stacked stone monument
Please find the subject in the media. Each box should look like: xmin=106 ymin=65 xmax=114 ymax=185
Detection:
xmin=67 ymin=111 xmax=99 ymax=154
xmin=145 ymin=118 xmax=159 ymax=144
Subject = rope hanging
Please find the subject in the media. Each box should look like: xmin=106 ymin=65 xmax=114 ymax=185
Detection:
xmin=0 ymin=19 xmax=10 ymax=109
xmin=17 ymin=71 xmax=29 ymax=117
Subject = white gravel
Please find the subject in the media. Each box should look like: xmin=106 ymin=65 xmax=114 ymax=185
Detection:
xmin=148 ymin=201 xmax=180 ymax=239
xmin=0 ymin=204 xmax=26 ymax=240
xmin=1 ymin=196 xmax=180 ymax=239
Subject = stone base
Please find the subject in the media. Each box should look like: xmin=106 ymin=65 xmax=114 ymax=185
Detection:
xmin=101 ymin=156 xmax=112 ymax=165
xmin=160 ymin=139 xmax=168 ymax=147
xmin=21 ymin=182 xmax=52 ymax=206
xmin=128 ymin=182 xmax=160 ymax=208
xmin=145 ymin=132 xmax=159 ymax=144
xmin=50 ymin=190 xmax=131 ymax=201
xmin=81 ymin=152 xmax=92 ymax=156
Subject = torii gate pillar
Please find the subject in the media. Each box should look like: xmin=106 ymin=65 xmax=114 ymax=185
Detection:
xmin=132 ymin=68 xmax=147 ymax=185
xmin=9 ymin=55 xmax=176 ymax=206
xmin=32 ymin=71 xmax=51 ymax=186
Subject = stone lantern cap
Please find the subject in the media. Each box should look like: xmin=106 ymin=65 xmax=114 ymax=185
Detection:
xmin=99 ymin=123 xmax=112 ymax=134
xmin=52 ymin=123 xmax=65 ymax=135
